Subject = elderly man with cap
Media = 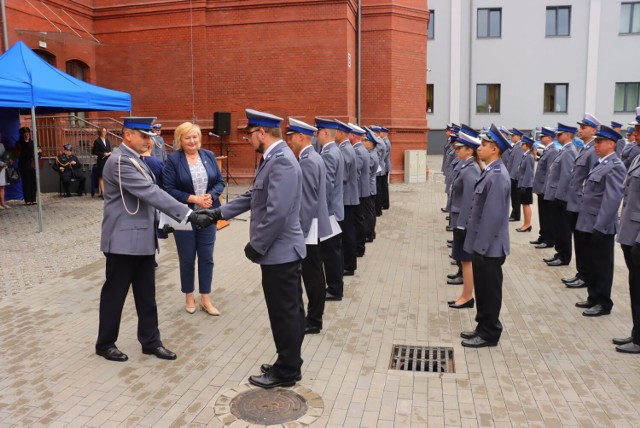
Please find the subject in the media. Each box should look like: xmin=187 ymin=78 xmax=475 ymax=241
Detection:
xmin=349 ymin=123 xmax=370 ymax=258
xmin=53 ymin=144 xmax=86 ymax=197
xmin=314 ymin=117 xmax=345 ymax=301
xmin=530 ymin=127 xmax=560 ymax=249
xmin=209 ymin=109 xmax=306 ymax=388
xmin=614 ymin=107 xmax=640 ymax=353
xmin=574 ymin=125 xmax=626 ymax=317
xmin=363 ymin=127 xmax=380 ymax=242
xmin=507 ymin=128 xmax=525 ymax=222
xmin=621 ymin=124 xmax=640 ymax=170
xmin=96 ymin=117 xmax=217 ymax=363
xmin=460 ymin=124 xmax=511 ymax=348
xmin=151 ymin=123 xmax=168 ymax=163
xmin=284 ymin=117 xmax=332 ymax=335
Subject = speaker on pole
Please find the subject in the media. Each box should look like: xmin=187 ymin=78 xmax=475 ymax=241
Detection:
xmin=213 ymin=112 xmax=231 ymax=136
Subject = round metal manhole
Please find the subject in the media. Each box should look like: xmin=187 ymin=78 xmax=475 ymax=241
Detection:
xmin=229 ymin=389 xmax=308 ymax=425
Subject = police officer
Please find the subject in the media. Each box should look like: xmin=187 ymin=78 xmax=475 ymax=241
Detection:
xmin=441 ymin=124 xmax=458 ymax=212
xmin=151 ymin=123 xmax=167 ymax=163
xmin=212 ymin=109 xmax=306 ymax=388
xmin=284 ymin=118 xmax=332 ymax=335
xmin=372 ymin=125 xmax=387 ymax=217
xmin=611 ymin=121 xmax=625 ymax=156
xmin=53 ymin=144 xmax=86 ymax=197
xmin=460 ymin=124 xmax=511 ymax=348
xmin=380 ymin=126 xmax=392 ymax=209
xmin=96 ymin=117 xmax=216 ymax=362
xmin=336 ymin=119 xmax=359 ymax=278
xmin=315 ymin=117 xmax=345 ymax=301
xmin=621 ymin=125 xmax=640 ymax=170
xmin=530 ymin=127 xmax=559 ymax=248
xmin=363 ymin=127 xmax=380 ymax=241
xmin=507 ymin=128 xmax=525 ymax=221
xmin=574 ymin=125 xmax=626 ymax=317
xmin=349 ymin=123 xmax=370 ymax=257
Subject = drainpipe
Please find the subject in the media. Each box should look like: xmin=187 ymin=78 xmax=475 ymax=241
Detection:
xmin=1 ymin=0 xmax=9 ymax=53
xmin=357 ymin=0 xmax=361 ymax=123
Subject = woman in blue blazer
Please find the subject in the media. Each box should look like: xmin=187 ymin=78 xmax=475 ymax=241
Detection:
xmin=163 ymin=122 xmax=225 ymax=316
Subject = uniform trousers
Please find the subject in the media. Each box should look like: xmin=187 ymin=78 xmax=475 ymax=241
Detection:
xmin=96 ymin=253 xmax=161 ymax=351
xmin=260 ymin=260 xmax=305 ymax=381
xmin=510 ymin=179 xmax=521 ymax=220
xmin=536 ymin=194 xmax=554 ymax=245
xmin=321 ymin=233 xmax=344 ymax=297
xmin=569 ymin=210 xmax=590 ymax=281
xmin=301 ymin=244 xmax=326 ymax=329
xmin=60 ymin=170 xmax=86 ymax=196
xmin=355 ymin=198 xmax=367 ymax=256
xmin=340 ymin=205 xmax=358 ymax=272
xmin=375 ymin=176 xmax=385 ymax=216
xmin=382 ymin=172 xmax=390 ymax=209
xmin=551 ymin=200 xmax=572 ymax=263
xmin=472 ymin=252 xmax=506 ymax=342
xmin=621 ymin=244 xmax=640 ymax=345
xmin=584 ymin=231 xmax=615 ymax=310
xmin=364 ymin=195 xmax=377 ymax=240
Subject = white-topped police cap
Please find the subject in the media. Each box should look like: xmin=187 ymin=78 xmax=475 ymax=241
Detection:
xmin=285 ymin=117 xmax=317 ymax=136
xmin=364 ymin=127 xmax=383 ymax=145
xmin=454 ymin=131 xmax=480 ymax=149
xmin=122 ymin=117 xmax=157 ymax=136
xmin=483 ymin=123 xmax=512 ymax=152
xmin=499 ymin=126 xmax=512 ymax=136
xmin=347 ymin=122 xmax=366 ymax=136
xmin=629 ymin=106 xmax=640 ymax=125
xmin=333 ymin=119 xmax=353 ymax=133
xmin=245 ymin=108 xmax=283 ymax=129
xmin=369 ymin=125 xmax=383 ymax=132
xmin=577 ymin=112 xmax=600 ymax=128
xmin=153 ymin=123 xmax=162 ymax=129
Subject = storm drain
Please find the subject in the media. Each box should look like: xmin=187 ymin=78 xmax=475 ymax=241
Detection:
xmin=389 ymin=345 xmax=455 ymax=373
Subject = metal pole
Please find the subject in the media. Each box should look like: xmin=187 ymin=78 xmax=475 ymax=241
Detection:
xmin=1 ymin=0 xmax=9 ymax=53
xmin=357 ymin=0 xmax=361 ymax=124
xmin=31 ymin=107 xmax=44 ymax=233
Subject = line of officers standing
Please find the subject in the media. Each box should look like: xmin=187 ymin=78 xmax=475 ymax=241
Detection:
xmin=441 ymin=108 xmax=640 ymax=354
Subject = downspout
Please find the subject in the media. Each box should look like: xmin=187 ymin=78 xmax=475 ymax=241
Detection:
xmin=1 ymin=0 xmax=9 ymax=53
xmin=357 ymin=0 xmax=361 ymax=123
xmin=468 ymin=0 xmax=473 ymax=124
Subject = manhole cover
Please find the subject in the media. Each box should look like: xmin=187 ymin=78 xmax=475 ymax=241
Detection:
xmin=389 ymin=345 xmax=455 ymax=373
xmin=230 ymin=388 xmax=308 ymax=425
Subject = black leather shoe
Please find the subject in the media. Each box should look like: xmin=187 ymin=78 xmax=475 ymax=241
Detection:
xmin=582 ymin=305 xmax=611 ymax=317
xmin=343 ymin=270 xmax=355 ymax=276
xmin=96 ymin=346 xmax=128 ymax=362
xmin=447 ymin=276 xmax=463 ymax=285
xmin=447 ymin=243 xmax=452 ymax=248
xmin=461 ymin=336 xmax=498 ymax=348
xmin=575 ymin=300 xmax=595 ymax=309
xmin=612 ymin=336 xmax=633 ymax=345
xmin=529 ymin=239 xmax=542 ymax=245
xmin=543 ymin=256 xmax=558 ymax=263
xmin=249 ymin=372 xmax=297 ymax=389
xmin=546 ymin=259 xmax=569 ymax=267
xmin=447 ymin=299 xmax=456 ymax=305
xmin=565 ymin=279 xmax=587 ymax=288
xmin=449 ymin=298 xmax=474 ymax=309
xmin=515 ymin=226 xmax=532 ymax=232
xmin=305 ymin=325 xmax=321 ymax=334
xmin=508 ymin=217 xmax=518 ymax=222
xmin=260 ymin=364 xmax=302 ymax=381
xmin=460 ymin=330 xmax=478 ymax=339
xmin=441 ymin=207 xmax=448 ymax=213
xmin=447 ymin=239 xmax=453 ymax=244
xmin=142 ymin=346 xmax=177 ymax=360
xmin=445 ymin=216 xmax=450 ymax=220
xmin=365 ymin=237 xmax=374 ymax=243
xmin=616 ymin=342 xmax=640 ymax=353
xmin=447 ymin=272 xmax=461 ymax=279
xmin=534 ymin=243 xmax=553 ymax=249
xmin=562 ymin=276 xmax=579 ymax=284
xmin=445 ymin=226 xmax=453 ymax=232
xmin=325 ymin=292 xmax=343 ymax=301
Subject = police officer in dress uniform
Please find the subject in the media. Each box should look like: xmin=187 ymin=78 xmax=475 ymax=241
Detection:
xmin=380 ymin=126 xmax=392 ymax=209
xmin=611 ymin=121 xmax=626 ymax=156
xmin=284 ymin=118 xmax=332 ymax=335
xmin=363 ymin=127 xmax=380 ymax=241
xmin=336 ymin=119 xmax=359 ymax=278
xmin=350 ymin=123 xmax=370 ymax=258
xmin=613 ymin=107 xmax=640 ymax=353
xmin=53 ymin=144 xmax=86 ymax=196
xmin=315 ymin=117 xmax=345 ymax=301
xmin=530 ymin=127 xmax=559 ymax=248
xmin=460 ymin=124 xmax=511 ymax=348
xmin=211 ymin=109 xmax=306 ymax=388
xmin=151 ymin=123 xmax=168 ymax=163
xmin=441 ymin=124 xmax=458 ymax=212
xmin=96 ymin=117 xmax=216 ymax=362
xmin=507 ymin=129 xmax=525 ymax=222
xmin=621 ymin=125 xmax=640 ymax=170
xmin=371 ymin=125 xmax=387 ymax=217
xmin=574 ymin=125 xmax=626 ymax=317
xmin=499 ymin=126 xmax=512 ymax=167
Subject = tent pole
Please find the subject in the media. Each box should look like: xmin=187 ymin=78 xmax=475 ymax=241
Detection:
xmin=31 ymin=107 xmax=44 ymax=233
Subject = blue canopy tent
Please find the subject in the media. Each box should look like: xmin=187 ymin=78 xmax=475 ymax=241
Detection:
xmin=0 ymin=41 xmax=131 ymax=231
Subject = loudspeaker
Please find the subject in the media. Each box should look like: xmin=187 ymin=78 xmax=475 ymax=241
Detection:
xmin=213 ymin=112 xmax=231 ymax=136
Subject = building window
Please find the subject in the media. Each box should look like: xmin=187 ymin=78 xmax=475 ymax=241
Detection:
xmin=34 ymin=49 xmax=56 ymax=66
xmin=426 ymin=84 xmax=434 ymax=113
xmin=476 ymin=84 xmax=501 ymax=113
xmin=615 ymin=82 xmax=640 ymax=112
xmin=427 ymin=10 xmax=435 ymax=39
xmin=66 ymin=60 xmax=90 ymax=126
xmin=546 ymin=6 xmax=571 ymax=36
xmin=477 ymin=8 xmax=502 ymax=38
xmin=620 ymin=2 xmax=640 ymax=34
xmin=544 ymin=83 xmax=568 ymax=113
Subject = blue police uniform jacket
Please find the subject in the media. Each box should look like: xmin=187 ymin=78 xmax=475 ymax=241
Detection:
xmin=621 ymin=143 xmax=640 ymax=170
xmin=576 ymin=154 xmax=626 ymax=235
xmin=532 ymin=144 xmax=559 ymax=195
xmin=517 ymin=151 xmax=534 ymax=189
xmin=221 ymin=141 xmax=306 ymax=265
xmin=383 ymin=137 xmax=391 ymax=173
xmin=449 ymin=157 xmax=481 ymax=229
xmin=445 ymin=157 xmax=460 ymax=195
xmin=298 ymin=146 xmax=332 ymax=242
xmin=618 ymin=157 xmax=640 ymax=246
xmin=567 ymin=139 xmax=599 ymax=212
xmin=508 ymin=141 xmax=525 ymax=180
xmin=320 ymin=142 xmax=345 ymax=221
xmin=339 ymin=140 xmax=359 ymax=206
xmin=353 ymin=142 xmax=370 ymax=198
xmin=543 ymin=142 xmax=578 ymax=202
xmin=464 ymin=159 xmax=511 ymax=257
xmin=446 ymin=159 xmax=463 ymax=212
xmin=368 ymin=148 xmax=378 ymax=195
xmin=376 ymin=139 xmax=387 ymax=176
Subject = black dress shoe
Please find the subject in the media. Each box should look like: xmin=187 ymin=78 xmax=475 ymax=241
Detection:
xmin=249 ymin=372 xmax=297 ymax=389
xmin=365 ymin=237 xmax=374 ymax=243
xmin=616 ymin=342 xmax=640 ymax=354
xmin=449 ymin=298 xmax=474 ymax=309
xmin=441 ymin=207 xmax=448 ymax=213
xmin=447 ymin=276 xmax=463 ymax=285
xmin=515 ymin=226 xmax=532 ymax=232
xmin=447 ymin=243 xmax=452 ymax=248
xmin=445 ymin=226 xmax=453 ymax=232
xmin=561 ymin=276 xmax=579 ymax=284
xmin=460 ymin=330 xmax=478 ymax=339
xmin=445 ymin=216 xmax=450 ymax=220
xmin=461 ymin=336 xmax=498 ymax=348
xmin=529 ymin=239 xmax=542 ymax=245
xmin=96 ymin=346 xmax=128 ymax=362
xmin=305 ymin=325 xmax=321 ymax=334
xmin=142 ymin=346 xmax=177 ymax=360
xmin=447 ymin=272 xmax=461 ymax=279
xmin=565 ymin=279 xmax=587 ymax=288
xmin=447 ymin=239 xmax=453 ymax=244
xmin=546 ymin=259 xmax=569 ymax=266
xmin=447 ymin=299 xmax=456 ymax=305
xmin=575 ymin=300 xmax=595 ymax=309
xmin=543 ymin=256 xmax=558 ymax=263
xmin=534 ymin=243 xmax=553 ymax=249
xmin=612 ymin=336 xmax=633 ymax=345
xmin=260 ymin=364 xmax=302 ymax=381
xmin=582 ymin=305 xmax=611 ymax=317
xmin=325 ymin=292 xmax=343 ymax=301
xmin=343 ymin=270 xmax=355 ymax=276
xmin=508 ymin=217 xmax=518 ymax=222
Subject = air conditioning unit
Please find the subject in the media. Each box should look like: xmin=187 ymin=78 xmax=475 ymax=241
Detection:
xmin=404 ymin=150 xmax=427 ymax=183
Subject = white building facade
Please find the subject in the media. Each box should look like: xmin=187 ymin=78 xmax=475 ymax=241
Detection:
xmin=426 ymin=0 xmax=640 ymax=153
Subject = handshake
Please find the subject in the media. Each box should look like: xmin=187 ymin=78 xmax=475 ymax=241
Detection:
xmin=187 ymin=208 xmax=223 ymax=230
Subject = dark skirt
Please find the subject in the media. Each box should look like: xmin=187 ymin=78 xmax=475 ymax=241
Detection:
xmin=518 ymin=187 xmax=533 ymax=205
xmin=95 ymin=157 xmax=107 ymax=178
xmin=452 ymin=228 xmax=473 ymax=262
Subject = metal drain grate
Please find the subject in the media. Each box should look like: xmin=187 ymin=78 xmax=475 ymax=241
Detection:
xmin=389 ymin=345 xmax=455 ymax=373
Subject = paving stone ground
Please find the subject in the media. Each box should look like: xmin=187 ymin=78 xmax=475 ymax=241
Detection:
xmin=1 ymin=155 xmax=640 ymax=427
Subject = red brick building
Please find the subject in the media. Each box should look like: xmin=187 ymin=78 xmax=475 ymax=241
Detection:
xmin=1 ymin=0 xmax=429 ymax=182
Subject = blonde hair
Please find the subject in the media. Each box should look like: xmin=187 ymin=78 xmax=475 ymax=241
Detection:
xmin=174 ymin=122 xmax=202 ymax=150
